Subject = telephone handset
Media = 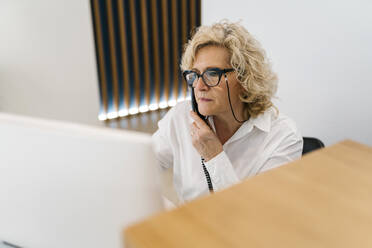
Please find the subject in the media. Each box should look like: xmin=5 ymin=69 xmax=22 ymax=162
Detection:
xmin=191 ymin=87 xmax=208 ymax=124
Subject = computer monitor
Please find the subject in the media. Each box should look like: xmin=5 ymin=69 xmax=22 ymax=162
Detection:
xmin=0 ymin=113 xmax=163 ymax=248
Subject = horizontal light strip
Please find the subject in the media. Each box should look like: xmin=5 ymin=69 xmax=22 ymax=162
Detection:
xmin=97 ymin=96 xmax=191 ymax=121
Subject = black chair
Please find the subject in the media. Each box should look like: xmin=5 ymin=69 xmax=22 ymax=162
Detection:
xmin=302 ymin=137 xmax=325 ymax=155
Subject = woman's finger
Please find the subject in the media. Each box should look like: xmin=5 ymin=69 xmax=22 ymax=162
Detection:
xmin=190 ymin=111 xmax=209 ymax=130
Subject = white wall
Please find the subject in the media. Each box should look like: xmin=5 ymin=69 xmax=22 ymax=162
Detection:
xmin=203 ymin=0 xmax=372 ymax=146
xmin=0 ymin=0 xmax=101 ymax=126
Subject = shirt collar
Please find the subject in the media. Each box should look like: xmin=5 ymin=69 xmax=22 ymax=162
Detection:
xmin=248 ymin=107 xmax=274 ymax=133
xmin=189 ymin=106 xmax=274 ymax=144
xmin=209 ymin=108 xmax=274 ymax=145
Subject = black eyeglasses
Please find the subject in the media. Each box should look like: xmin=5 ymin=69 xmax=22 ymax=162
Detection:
xmin=182 ymin=68 xmax=234 ymax=87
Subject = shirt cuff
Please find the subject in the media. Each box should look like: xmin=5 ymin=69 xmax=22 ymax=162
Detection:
xmin=204 ymin=151 xmax=240 ymax=191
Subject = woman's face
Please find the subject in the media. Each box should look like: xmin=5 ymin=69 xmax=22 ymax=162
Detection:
xmin=192 ymin=45 xmax=244 ymax=118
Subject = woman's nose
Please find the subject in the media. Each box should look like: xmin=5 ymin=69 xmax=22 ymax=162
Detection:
xmin=194 ymin=76 xmax=208 ymax=90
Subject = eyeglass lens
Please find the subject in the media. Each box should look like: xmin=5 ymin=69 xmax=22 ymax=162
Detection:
xmin=185 ymin=70 xmax=221 ymax=87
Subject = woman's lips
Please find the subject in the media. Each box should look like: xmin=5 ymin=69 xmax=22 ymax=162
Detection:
xmin=199 ymin=97 xmax=212 ymax=102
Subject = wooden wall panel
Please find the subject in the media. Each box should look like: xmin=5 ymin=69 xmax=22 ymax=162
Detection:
xmin=90 ymin=0 xmax=201 ymax=120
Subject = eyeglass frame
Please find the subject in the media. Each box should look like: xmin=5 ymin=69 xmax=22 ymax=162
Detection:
xmin=182 ymin=68 xmax=234 ymax=88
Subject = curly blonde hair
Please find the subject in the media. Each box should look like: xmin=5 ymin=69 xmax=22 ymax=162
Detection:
xmin=181 ymin=20 xmax=278 ymax=118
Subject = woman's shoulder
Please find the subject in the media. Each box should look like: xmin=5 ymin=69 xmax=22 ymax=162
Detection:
xmin=157 ymin=100 xmax=192 ymax=128
xmin=171 ymin=100 xmax=192 ymax=114
xmin=270 ymin=109 xmax=302 ymax=140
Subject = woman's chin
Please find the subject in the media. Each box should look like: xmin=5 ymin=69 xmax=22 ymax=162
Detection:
xmin=196 ymin=100 xmax=215 ymax=116
xmin=198 ymin=107 xmax=214 ymax=117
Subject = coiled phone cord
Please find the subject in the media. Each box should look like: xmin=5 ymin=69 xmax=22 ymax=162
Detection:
xmin=201 ymin=157 xmax=214 ymax=192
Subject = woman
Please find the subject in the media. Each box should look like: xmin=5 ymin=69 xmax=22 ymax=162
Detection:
xmin=152 ymin=20 xmax=303 ymax=205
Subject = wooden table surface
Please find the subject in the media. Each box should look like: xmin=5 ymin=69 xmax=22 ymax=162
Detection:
xmin=124 ymin=140 xmax=372 ymax=248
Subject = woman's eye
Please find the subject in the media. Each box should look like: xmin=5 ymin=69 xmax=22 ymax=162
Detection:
xmin=207 ymin=71 xmax=219 ymax=77
xmin=187 ymin=73 xmax=196 ymax=80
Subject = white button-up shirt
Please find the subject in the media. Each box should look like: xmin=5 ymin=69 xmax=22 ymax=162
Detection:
xmin=152 ymin=100 xmax=303 ymax=204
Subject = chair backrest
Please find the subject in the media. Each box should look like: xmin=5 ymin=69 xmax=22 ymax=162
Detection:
xmin=302 ymin=137 xmax=325 ymax=155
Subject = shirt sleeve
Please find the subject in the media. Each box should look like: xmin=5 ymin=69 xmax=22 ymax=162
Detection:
xmin=204 ymin=126 xmax=303 ymax=191
xmin=258 ymin=132 xmax=303 ymax=174
xmin=203 ymin=151 xmax=240 ymax=191
xmin=151 ymin=113 xmax=174 ymax=170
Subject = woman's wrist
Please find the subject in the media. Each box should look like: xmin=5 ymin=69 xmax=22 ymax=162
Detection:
xmin=203 ymin=147 xmax=223 ymax=162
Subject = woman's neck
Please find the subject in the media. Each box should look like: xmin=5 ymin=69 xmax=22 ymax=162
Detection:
xmin=213 ymin=110 xmax=245 ymax=145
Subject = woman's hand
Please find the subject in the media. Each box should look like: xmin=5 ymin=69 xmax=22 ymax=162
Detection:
xmin=190 ymin=111 xmax=223 ymax=162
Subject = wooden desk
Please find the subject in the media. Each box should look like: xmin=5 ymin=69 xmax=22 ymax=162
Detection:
xmin=124 ymin=140 xmax=372 ymax=248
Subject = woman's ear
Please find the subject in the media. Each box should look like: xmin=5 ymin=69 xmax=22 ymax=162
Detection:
xmin=239 ymin=86 xmax=250 ymax=100
xmin=239 ymin=84 xmax=248 ymax=97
